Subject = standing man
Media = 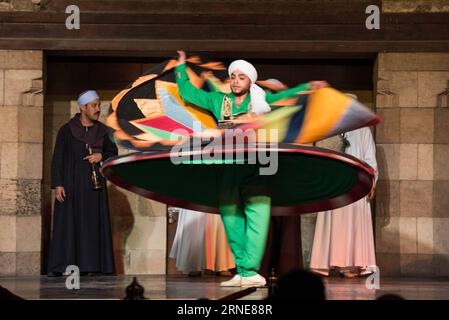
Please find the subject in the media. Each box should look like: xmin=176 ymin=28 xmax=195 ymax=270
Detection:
xmin=310 ymin=94 xmax=378 ymax=277
xmin=169 ymin=208 xmax=235 ymax=277
xmin=175 ymin=51 xmax=327 ymax=287
xmin=47 ymin=90 xmax=117 ymax=276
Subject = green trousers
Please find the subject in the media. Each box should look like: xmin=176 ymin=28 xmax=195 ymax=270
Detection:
xmin=218 ymin=165 xmax=271 ymax=277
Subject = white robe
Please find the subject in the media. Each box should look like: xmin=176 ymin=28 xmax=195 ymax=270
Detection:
xmin=169 ymin=209 xmax=235 ymax=273
xmin=204 ymin=214 xmax=235 ymax=272
xmin=310 ymin=127 xmax=378 ymax=275
xmin=169 ymin=209 xmax=206 ymax=272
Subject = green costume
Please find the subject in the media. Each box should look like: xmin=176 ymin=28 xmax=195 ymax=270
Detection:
xmin=175 ymin=63 xmax=310 ymax=277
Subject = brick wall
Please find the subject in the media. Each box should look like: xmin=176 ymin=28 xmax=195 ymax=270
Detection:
xmin=0 ymin=50 xmax=43 ymax=275
xmin=375 ymin=53 xmax=449 ymax=276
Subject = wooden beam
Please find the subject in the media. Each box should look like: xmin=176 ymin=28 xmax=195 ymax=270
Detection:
xmin=1 ymin=38 xmax=448 ymax=53
xmin=0 ymin=12 xmax=373 ymax=25
xmin=45 ymin=50 xmax=378 ymax=60
xmin=0 ymin=4 xmax=447 ymax=53
xmin=40 ymin=0 xmax=381 ymax=14
xmin=1 ymin=11 xmax=448 ymax=25
xmin=0 ymin=18 xmax=448 ymax=41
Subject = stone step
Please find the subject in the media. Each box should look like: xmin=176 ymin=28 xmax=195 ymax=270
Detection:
xmin=438 ymin=91 xmax=449 ymax=108
xmin=22 ymin=90 xmax=43 ymax=107
xmin=31 ymin=78 xmax=43 ymax=90
xmin=21 ymin=77 xmax=44 ymax=107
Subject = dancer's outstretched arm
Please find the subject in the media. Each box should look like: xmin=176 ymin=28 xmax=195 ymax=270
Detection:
xmin=175 ymin=50 xmax=222 ymax=112
xmin=266 ymin=81 xmax=329 ymax=104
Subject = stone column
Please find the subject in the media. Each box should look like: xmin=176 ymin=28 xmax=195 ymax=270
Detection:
xmin=0 ymin=50 xmax=43 ymax=275
xmin=375 ymin=53 xmax=449 ymax=276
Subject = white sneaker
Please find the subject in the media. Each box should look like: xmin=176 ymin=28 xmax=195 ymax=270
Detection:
xmin=241 ymin=274 xmax=266 ymax=287
xmin=220 ymin=274 xmax=242 ymax=287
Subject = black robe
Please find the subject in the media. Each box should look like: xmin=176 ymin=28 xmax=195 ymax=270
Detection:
xmin=260 ymin=216 xmax=303 ymax=278
xmin=48 ymin=118 xmax=117 ymax=274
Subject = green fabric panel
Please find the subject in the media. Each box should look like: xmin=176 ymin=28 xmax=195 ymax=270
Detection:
xmin=109 ymin=152 xmax=358 ymax=209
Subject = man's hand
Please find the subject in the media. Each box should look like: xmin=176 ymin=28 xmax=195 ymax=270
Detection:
xmin=83 ymin=153 xmax=102 ymax=164
xmin=177 ymin=50 xmax=186 ymax=66
xmin=55 ymin=186 xmax=66 ymax=203
xmin=309 ymin=81 xmax=330 ymax=90
xmin=367 ymin=188 xmax=376 ymax=201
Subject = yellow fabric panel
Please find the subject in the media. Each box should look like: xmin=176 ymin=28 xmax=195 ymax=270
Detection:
xmin=257 ymin=106 xmax=300 ymax=143
xmin=296 ymin=88 xmax=349 ymax=144
xmin=184 ymin=105 xmax=218 ymax=129
xmin=134 ymin=98 xmax=164 ymax=119
xmin=156 ymin=80 xmax=185 ymax=106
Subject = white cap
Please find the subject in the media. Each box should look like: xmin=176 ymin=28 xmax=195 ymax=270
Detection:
xmin=228 ymin=60 xmax=270 ymax=114
xmin=77 ymin=90 xmax=100 ymax=106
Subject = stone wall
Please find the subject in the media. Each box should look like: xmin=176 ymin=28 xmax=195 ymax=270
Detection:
xmin=0 ymin=50 xmax=43 ymax=275
xmin=0 ymin=0 xmax=39 ymax=12
xmin=383 ymin=0 xmax=449 ymax=13
xmin=375 ymin=53 xmax=449 ymax=276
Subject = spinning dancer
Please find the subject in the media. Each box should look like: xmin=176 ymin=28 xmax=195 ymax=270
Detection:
xmin=175 ymin=51 xmax=328 ymax=287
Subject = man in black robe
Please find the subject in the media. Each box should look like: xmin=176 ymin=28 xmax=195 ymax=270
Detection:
xmin=47 ymin=90 xmax=117 ymax=277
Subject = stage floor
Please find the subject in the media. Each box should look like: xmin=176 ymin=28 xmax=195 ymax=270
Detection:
xmin=1 ymin=275 xmax=448 ymax=300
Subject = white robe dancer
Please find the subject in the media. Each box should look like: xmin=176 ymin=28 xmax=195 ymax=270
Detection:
xmin=170 ymin=209 xmax=235 ymax=273
xmin=169 ymin=209 xmax=206 ymax=272
xmin=310 ymin=127 xmax=378 ymax=276
xmin=205 ymin=214 xmax=235 ymax=272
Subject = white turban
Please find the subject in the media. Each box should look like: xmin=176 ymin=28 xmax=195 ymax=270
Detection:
xmin=228 ymin=60 xmax=271 ymax=114
xmin=345 ymin=93 xmax=358 ymax=100
xmin=77 ymin=90 xmax=100 ymax=106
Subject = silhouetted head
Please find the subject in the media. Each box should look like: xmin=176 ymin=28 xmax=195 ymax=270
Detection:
xmin=270 ymin=269 xmax=326 ymax=300
xmin=0 ymin=285 xmax=24 ymax=300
